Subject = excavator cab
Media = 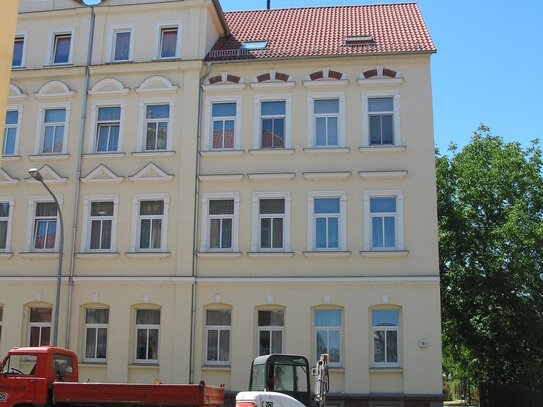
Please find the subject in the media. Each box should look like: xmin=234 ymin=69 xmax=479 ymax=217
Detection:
xmin=248 ymin=354 xmax=311 ymax=407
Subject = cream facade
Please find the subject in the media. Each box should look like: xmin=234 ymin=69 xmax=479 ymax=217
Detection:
xmin=1 ymin=1 xmax=443 ymax=406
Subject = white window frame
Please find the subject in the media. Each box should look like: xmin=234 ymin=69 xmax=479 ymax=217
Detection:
xmin=12 ymin=31 xmax=27 ymax=68
xmin=137 ymin=98 xmax=174 ymax=152
xmin=25 ymin=195 xmax=63 ymax=252
xmin=203 ymin=97 xmax=242 ymax=151
xmin=130 ymin=194 xmax=169 ymax=253
xmin=363 ymin=190 xmax=404 ymax=251
xmin=205 ymin=309 xmax=231 ymax=365
xmin=107 ymin=25 xmax=134 ymax=63
xmin=3 ymin=105 xmax=22 ymax=156
xmin=361 ymin=90 xmax=401 ymax=147
xmin=83 ymin=307 xmax=109 ymax=362
xmin=155 ymin=21 xmax=181 ymax=60
xmin=80 ymin=195 xmax=119 ymax=253
xmin=34 ymin=102 xmax=71 ymax=155
xmin=28 ymin=307 xmax=52 ymax=347
xmin=47 ymin=29 xmax=75 ymax=65
xmin=253 ymin=95 xmax=292 ymax=149
xmin=307 ymin=191 xmax=347 ymax=251
xmin=251 ymin=192 xmax=290 ymax=252
xmin=0 ymin=197 xmax=14 ymax=253
xmin=371 ymin=308 xmax=401 ymax=368
xmin=307 ymin=93 xmax=345 ymax=148
xmin=257 ymin=309 xmax=285 ymax=356
xmin=200 ymin=193 xmax=240 ymax=252
xmin=87 ymin=101 xmax=125 ymax=153
xmin=134 ymin=308 xmax=160 ymax=363
xmin=314 ymin=308 xmax=342 ymax=367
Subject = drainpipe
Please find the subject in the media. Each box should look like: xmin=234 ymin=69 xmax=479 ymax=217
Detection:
xmin=65 ymin=5 xmax=95 ymax=348
xmin=189 ymin=60 xmax=212 ymax=384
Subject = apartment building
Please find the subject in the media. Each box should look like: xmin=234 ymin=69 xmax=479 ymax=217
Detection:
xmin=1 ymin=1 xmax=443 ymax=406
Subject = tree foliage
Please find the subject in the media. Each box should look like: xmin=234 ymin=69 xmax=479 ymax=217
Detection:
xmin=437 ymin=125 xmax=543 ymax=388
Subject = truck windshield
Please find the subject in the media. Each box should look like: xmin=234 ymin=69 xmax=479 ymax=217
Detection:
xmin=1 ymin=355 xmax=37 ymax=375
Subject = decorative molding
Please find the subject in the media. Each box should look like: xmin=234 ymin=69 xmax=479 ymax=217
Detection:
xmin=303 ymin=171 xmax=351 ymax=181
xmin=28 ymin=154 xmax=70 ymax=161
xmin=196 ymin=252 xmax=243 ymax=258
xmin=248 ymin=148 xmax=295 ymax=156
xmin=247 ymin=173 xmax=296 ymax=181
xmin=8 ymin=84 xmax=28 ymax=100
xmin=25 ymin=164 xmax=68 ymax=185
xmin=81 ymin=164 xmax=124 ymax=184
xmin=83 ymin=152 xmax=126 ymax=159
xmin=250 ymin=72 xmax=295 ymax=88
xmin=194 ymin=275 xmax=438 ymax=285
xmin=357 ymin=78 xmax=404 ymax=86
xmin=0 ymin=168 xmax=19 ymax=185
xmin=19 ymin=252 xmax=60 ymax=259
xmin=303 ymin=69 xmax=348 ymax=87
xmin=303 ymin=147 xmax=350 ymax=155
xmin=302 ymin=251 xmax=352 ymax=258
xmin=129 ymin=162 xmax=174 ymax=183
xmin=358 ymin=66 xmax=403 ymax=85
xmin=358 ymin=146 xmax=406 ymax=153
xmin=135 ymin=75 xmax=179 ymax=94
xmin=202 ymin=83 xmax=246 ymax=91
xmin=0 ymin=156 xmax=22 ymax=162
xmin=88 ymin=78 xmax=130 ymax=96
xmin=198 ymin=174 xmax=244 ymax=182
xmin=203 ymin=73 xmax=245 ymax=90
xmin=76 ymin=252 xmax=121 ymax=259
xmin=0 ymin=252 xmax=14 ymax=259
xmin=200 ymin=150 xmax=245 ymax=157
xmin=250 ymin=81 xmax=295 ymax=89
xmin=360 ymin=250 xmax=409 ymax=258
xmin=358 ymin=170 xmax=408 ymax=179
xmin=303 ymin=79 xmax=349 ymax=87
xmin=247 ymin=252 xmax=294 ymax=259
xmin=131 ymin=151 xmax=176 ymax=158
xmin=124 ymin=252 xmax=171 ymax=259
xmin=35 ymin=80 xmax=75 ymax=99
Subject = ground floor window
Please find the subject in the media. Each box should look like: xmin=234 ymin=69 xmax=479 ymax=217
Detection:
xmin=29 ymin=307 xmax=51 ymax=346
xmin=135 ymin=309 xmax=160 ymax=362
xmin=372 ymin=309 xmax=400 ymax=367
xmin=206 ymin=309 xmax=231 ymax=364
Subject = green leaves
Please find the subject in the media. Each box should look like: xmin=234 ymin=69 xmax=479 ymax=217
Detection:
xmin=437 ymin=125 xmax=543 ymax=388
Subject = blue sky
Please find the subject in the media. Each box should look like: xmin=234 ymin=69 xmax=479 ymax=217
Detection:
xmin=85 ymin=0 xmax=543 ymax=152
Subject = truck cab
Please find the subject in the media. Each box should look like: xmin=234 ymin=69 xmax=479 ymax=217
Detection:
xmin=236 ymin=354 xmax=311 ymax=407
xmin=0 ymin=347 xmax=78 ymax=407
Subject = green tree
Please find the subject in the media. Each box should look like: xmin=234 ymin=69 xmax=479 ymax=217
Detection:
xmin=437 ymin=125 xmax=543 ymax=388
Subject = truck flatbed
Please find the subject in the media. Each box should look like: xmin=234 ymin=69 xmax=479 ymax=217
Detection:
xmin=53 ymin=382 xmax=224 ymax=407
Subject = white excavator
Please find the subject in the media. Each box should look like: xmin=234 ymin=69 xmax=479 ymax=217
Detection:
xmin=236 ymin=354 xmax=329 ymax=407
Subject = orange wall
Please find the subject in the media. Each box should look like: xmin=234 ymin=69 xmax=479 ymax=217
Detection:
xmin=0 ymin=0 xmax=19 ymax=164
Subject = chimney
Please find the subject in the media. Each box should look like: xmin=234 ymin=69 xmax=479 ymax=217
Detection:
xmin=267 ymin=0 xmax=270 ymax=10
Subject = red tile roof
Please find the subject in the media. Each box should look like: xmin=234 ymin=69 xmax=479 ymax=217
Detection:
xmin=208 ymin=3 xmax=435 ymax=61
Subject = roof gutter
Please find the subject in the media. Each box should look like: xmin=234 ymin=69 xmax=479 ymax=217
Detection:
xmin=205 ymin=49 xmax=436 ymax=65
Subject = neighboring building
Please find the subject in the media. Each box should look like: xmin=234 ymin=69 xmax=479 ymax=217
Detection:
xmin=1 ymin=1 xmax=442 ymax=406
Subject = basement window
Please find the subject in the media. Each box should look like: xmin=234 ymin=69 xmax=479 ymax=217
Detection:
xmin=241 ymin=40 xmax=268 ymax=50
xmin=344 ymin=35 xmax=373 ymax=46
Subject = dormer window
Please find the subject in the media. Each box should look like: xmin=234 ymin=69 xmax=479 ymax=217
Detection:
xmin=344 ymin=35 xmax=373 ymax=46
xmin=241 ymin=40 xmax=268 ymax=50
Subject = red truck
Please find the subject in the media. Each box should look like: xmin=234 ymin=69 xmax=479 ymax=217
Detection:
xmin=0 ymin=346 xmax=224 ymax=407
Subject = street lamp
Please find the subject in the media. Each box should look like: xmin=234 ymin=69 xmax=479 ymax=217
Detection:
xmin=28 ymin=168 xmax=64 ymax=347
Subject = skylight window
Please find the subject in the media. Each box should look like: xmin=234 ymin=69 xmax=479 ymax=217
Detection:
xmin=241 ymin=40 xmax=268 ymax=50
xmin=344 ymin=35 xmax=374 ymax=45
